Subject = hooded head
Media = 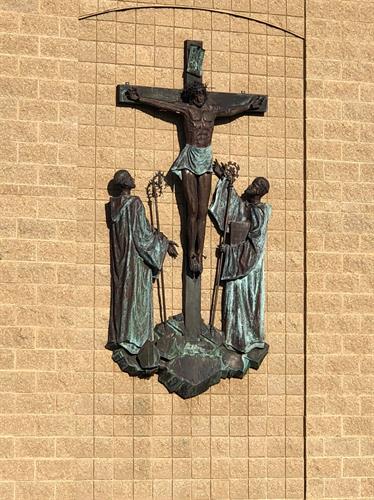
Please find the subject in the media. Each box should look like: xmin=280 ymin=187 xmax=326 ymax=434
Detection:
xmin=113 ymin=169 xmax=136 ymax=191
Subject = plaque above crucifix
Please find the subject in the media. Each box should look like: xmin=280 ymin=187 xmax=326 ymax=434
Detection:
xmin=116 ymin=40 xmax=268 ymax=343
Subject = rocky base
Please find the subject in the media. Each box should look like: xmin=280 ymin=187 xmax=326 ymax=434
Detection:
xmin=111 ymin=314 xmax=269 ymax=399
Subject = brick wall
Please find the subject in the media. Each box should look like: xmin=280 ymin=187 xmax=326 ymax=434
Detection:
xmin=306 ymin=0 xmax=374 ymax=497
xmin=78 ymin=1 xmax=305 ymax=498
xmin=0 ymin=0 xmax=372 ymax=499
xmin=0 ymin=1 xmax=91 ymax=498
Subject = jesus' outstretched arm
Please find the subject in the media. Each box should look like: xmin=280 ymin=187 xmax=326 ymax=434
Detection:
xmin=216 ymin=96 xmax=266 ymax=118
xmin=126 ymin=87 xmax=186 ymax=115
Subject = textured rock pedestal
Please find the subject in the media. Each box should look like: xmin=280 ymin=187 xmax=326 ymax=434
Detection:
xmin=112 ymin=314 xmax=268 ymax=398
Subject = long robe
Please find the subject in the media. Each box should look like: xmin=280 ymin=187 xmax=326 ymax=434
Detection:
xmin=106 ymin=195 xmax=169 ymax=354
xmin=209 ymin=178 xmax=272 ymax=354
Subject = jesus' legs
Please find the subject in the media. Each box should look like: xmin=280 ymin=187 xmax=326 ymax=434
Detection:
xmin=182 ymin=170 xmax=200 ymax=273
xmin=182 ymin=170 xmax=212 ymax=274
xmin=196 ymin=172 xmax=212 ymax=271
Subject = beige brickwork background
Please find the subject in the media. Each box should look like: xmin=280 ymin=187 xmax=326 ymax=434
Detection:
xmin=306 ymin=0 xmax=374 ymax=497
xmin=78 ymin=1 xmax=305 ymax=498
xmin=0 ymin=0 xmax=372 ymax=499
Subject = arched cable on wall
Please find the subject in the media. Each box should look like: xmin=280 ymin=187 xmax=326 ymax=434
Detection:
xmin=79 ymin=5 xmax=305 ymax=41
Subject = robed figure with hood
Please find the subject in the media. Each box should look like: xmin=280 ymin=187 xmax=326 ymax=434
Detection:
xmin=106 ymin=170 xmax=178 ymax=355
xmin=209 ymin=169 xmax=271 ymax=354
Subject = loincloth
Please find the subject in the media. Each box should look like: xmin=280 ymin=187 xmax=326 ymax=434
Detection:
xmin=169 ymin=144 xmax=213 ymax=179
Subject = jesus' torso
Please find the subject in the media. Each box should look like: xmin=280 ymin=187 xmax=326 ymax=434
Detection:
xmin=182 ymin=103 xmax=218 ymax=147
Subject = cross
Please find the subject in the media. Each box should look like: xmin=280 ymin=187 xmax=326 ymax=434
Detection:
xmin=116 ymin=40 xmax=268 ymax=341
xmin=117 ymin=40 xmax=267 ymax=114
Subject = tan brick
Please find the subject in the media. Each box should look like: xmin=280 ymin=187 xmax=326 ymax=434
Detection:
xmin=0 ymin=33 xmax=38 ymax=55
xmin=40 ymin=0 xmax=77 ymax=16
xmin=0 ymin=54 xmax=18 ymax=76
xmin=0 ymin=11 xmax=20 ymax=32
xmin=36 ymin=327 xmax=92 ymax=350
xmin=343 ymin=142 xmax=374 ymax=162
xmin=15 ymin=393 xmax=55 ymax=414
xmin=39 ymin=80 xmax=78 ymax=101
xmin=343 ymin=417 xmax=374 ymax=436
xmin=361 ymin=437 xmax=374 ymax=456
xmin=0 ymin=97 xmax=17 ymax=120
xmin=343 ymin=375 xmax=374 ymax=395
xmin=19 ymin=57 xmax=58 ymax=79
xmin=36 ymin=458 xmax=93 ymax=480
xmin=34 ymin=415 xmax=76 ymax=437
xmin=15 ymin=438 xmax=54 ymax=458
xmin=308 ymin=457 xmax=341 ymax=478
xmin=361 ymin=478 xmax=374 ymax=496
xmin=0 ymin=370 xmax=35 ymax=392
xmin=0 ymin=141 xmax=17 ymax=161
xmin=1 ymin=0 xmax=38 ymax=12
xmin=308 ymin=293 xmax=342 ymax=313
xmin=0 ymin=120 xmax=38 ymax=142
xmin=17 ymin=262 xmax=56 ymax=284
xmin=0 ymin=483 xmax=13 ymax=500
xmin=16 ymin=304 xmax=56 ymax=326
xmin=324 ymin=396 xmax=361 ymax=416
xmin=55 ymin=481 xmax=93 ymax=499
xmin=56 ymin=437 xmax=93 ymax=460
xmin=0 ymin=349 xmax=14 ymax=369
xmin=40 ymin=37 xmax=78 ymax=59
xmin=324 ymin=437 xmax=360 ymax=456
xmin=343 ymin=294 xmax=372 ymax=314
xmin=0 ymin=459 xmax=34 ymax=480
xmin=0 ymin=283 xmax=36 ymax=304
xmin=37 ymin=196 xmax=77 ymax=220
xmin=15 ymin=349 xmax=55 ymax=370
xmin=17 ymin=218 xmax=56 ymax=240
xmin=0 ymin=437 xmax=13 ymax=458
xmin=36 ymin=371 xmax=93 ymax=394
xmin=19 ymin=144 xmax=58 ymax=164
xmin=60 ymin=18 xmax=78 ymax=39
xmin=343 ymin=457 xmax=374 ymax=477
xmin=0 ymin=217 xmax=16 ymax=237
xmin=20 ymin=14 xmax=59 ymax=35
xmin=15 ymin=482 xmax=54 ymax=500
xmin=18 ymin=99 xmax=58 ymax=121
xmin=360 ymin=83 xmax=374 ymax=102
xmin=39 ymin=122 xmax=77 ymax=144
xmin=325 ymin=477 xmax=360 ymax=497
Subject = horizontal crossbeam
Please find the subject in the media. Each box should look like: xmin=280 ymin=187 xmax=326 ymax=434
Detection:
xmin=117 ymin=84 xmax=268 ymax=116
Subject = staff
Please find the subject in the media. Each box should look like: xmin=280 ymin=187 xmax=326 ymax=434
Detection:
xmin=147 ymin=171 xmax=167 ymax=324
xmin=209 ymin=161 xmax=240 ymax=328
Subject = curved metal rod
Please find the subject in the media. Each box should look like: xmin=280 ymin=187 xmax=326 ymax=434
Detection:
xmin=79 ymin=5 xmax=305 ymax=40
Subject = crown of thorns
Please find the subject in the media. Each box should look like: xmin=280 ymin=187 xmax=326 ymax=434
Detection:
xmin=183 ymin=81 xmax=208 ymax=100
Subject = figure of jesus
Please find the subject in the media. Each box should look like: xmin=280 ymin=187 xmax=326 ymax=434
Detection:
xmin=127 ymin=82 xmax=264 ymax=275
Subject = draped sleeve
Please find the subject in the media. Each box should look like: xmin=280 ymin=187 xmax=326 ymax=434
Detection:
xmin=208 ymin=177 xmax=244 ymax=233
xmin=132 ymin=197 xmax=169 ymax=276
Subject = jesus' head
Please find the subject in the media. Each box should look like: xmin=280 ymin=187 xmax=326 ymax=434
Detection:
xmin=184 ymin=81 xmax=208 ymax=107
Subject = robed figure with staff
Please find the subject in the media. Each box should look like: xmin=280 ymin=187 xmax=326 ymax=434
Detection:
xmin=106 ymin=170 xmax=178 ymax=355
xmin=209 ymin=166 xmax=271 ymax=354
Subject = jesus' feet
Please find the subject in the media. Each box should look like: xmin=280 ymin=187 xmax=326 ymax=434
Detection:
xmin=196 ymin=253 xmax=204 ymax=273
xmin=189 ymin=253 xmax=202 ymax=275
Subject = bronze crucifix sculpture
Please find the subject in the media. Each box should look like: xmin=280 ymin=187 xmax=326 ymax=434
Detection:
xmin=117 ymin=40 xmax=267 ymax=340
